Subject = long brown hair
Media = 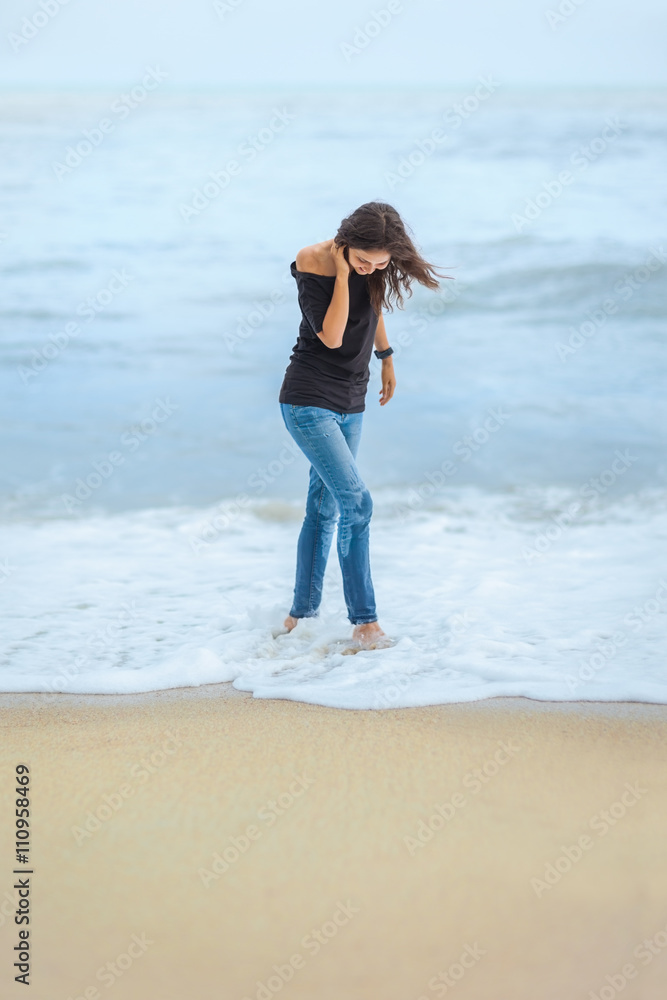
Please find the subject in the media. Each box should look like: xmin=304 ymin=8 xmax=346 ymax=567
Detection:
xmin=334 ymin=201 xmax=452 ymax=316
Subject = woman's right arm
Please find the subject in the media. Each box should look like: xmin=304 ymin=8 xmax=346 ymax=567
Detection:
xmin=318 ymin=243 xmax=350 ymax=349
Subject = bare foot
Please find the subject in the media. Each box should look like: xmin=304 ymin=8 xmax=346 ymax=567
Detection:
xmin=283 ymin=615 xmax=299 ymax=633
xmin=352 ymin=621 xmax=393 ymax=649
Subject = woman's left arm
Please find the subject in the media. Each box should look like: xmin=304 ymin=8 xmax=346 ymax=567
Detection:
xmin=375 ymin=313 xmax=396 ymax=406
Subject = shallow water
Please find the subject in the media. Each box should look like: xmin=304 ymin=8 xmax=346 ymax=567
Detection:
xmin=2 ymin=488 xmax=666 ymax=708
xmin=2 ymin=88 xmax=666 ymax=703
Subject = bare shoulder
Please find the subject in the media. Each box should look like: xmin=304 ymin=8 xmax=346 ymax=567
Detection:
xmin=295 ymin=240 xmax=336 ymax=276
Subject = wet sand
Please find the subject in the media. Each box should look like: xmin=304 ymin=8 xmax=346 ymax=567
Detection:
xmin=1 ymin=687 xmax=666 ymax=1000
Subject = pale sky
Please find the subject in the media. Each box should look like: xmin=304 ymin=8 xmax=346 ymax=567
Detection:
xmin=1 ymin=0 xmax=665 ymax=89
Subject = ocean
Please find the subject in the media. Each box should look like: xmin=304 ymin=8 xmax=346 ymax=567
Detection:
xmin=2 ymin=86 xmax=666 ymax=707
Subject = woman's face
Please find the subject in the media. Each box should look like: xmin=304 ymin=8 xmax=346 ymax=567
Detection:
xmin=347 ymin=246 xmax=391 ymax=275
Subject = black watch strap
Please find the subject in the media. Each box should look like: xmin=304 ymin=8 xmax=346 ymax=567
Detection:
xmin=374 ymin=346 xmax=394 ymax=360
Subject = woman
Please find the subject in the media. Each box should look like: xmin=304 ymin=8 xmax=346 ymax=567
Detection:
xmin=279 ymin=201 xmax=448 ymax=649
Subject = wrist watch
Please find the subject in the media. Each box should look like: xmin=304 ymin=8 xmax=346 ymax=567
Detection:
xmin=374 ymin=346 xmax=394 ymax=360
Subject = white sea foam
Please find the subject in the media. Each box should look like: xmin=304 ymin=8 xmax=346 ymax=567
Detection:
xmin=2 ymin=488 xmax=665 ymax=708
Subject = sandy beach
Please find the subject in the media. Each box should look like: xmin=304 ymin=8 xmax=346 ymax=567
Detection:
xmin=0 ymin=688 xmax=666 ymax=999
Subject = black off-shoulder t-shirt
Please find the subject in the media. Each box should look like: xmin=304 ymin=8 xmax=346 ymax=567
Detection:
xmin=278 ymin=260 xmax=379 ymax=414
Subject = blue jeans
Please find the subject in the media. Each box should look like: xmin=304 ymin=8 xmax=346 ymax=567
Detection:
xmin=280 ymin=403 xmax=377 ymax=625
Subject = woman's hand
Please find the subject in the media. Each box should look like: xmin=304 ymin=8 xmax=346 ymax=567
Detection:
xmin=379 ymin=359 xmax=396 ymax=406
xmin=330 ymin=241 xmax=350 ymax=276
